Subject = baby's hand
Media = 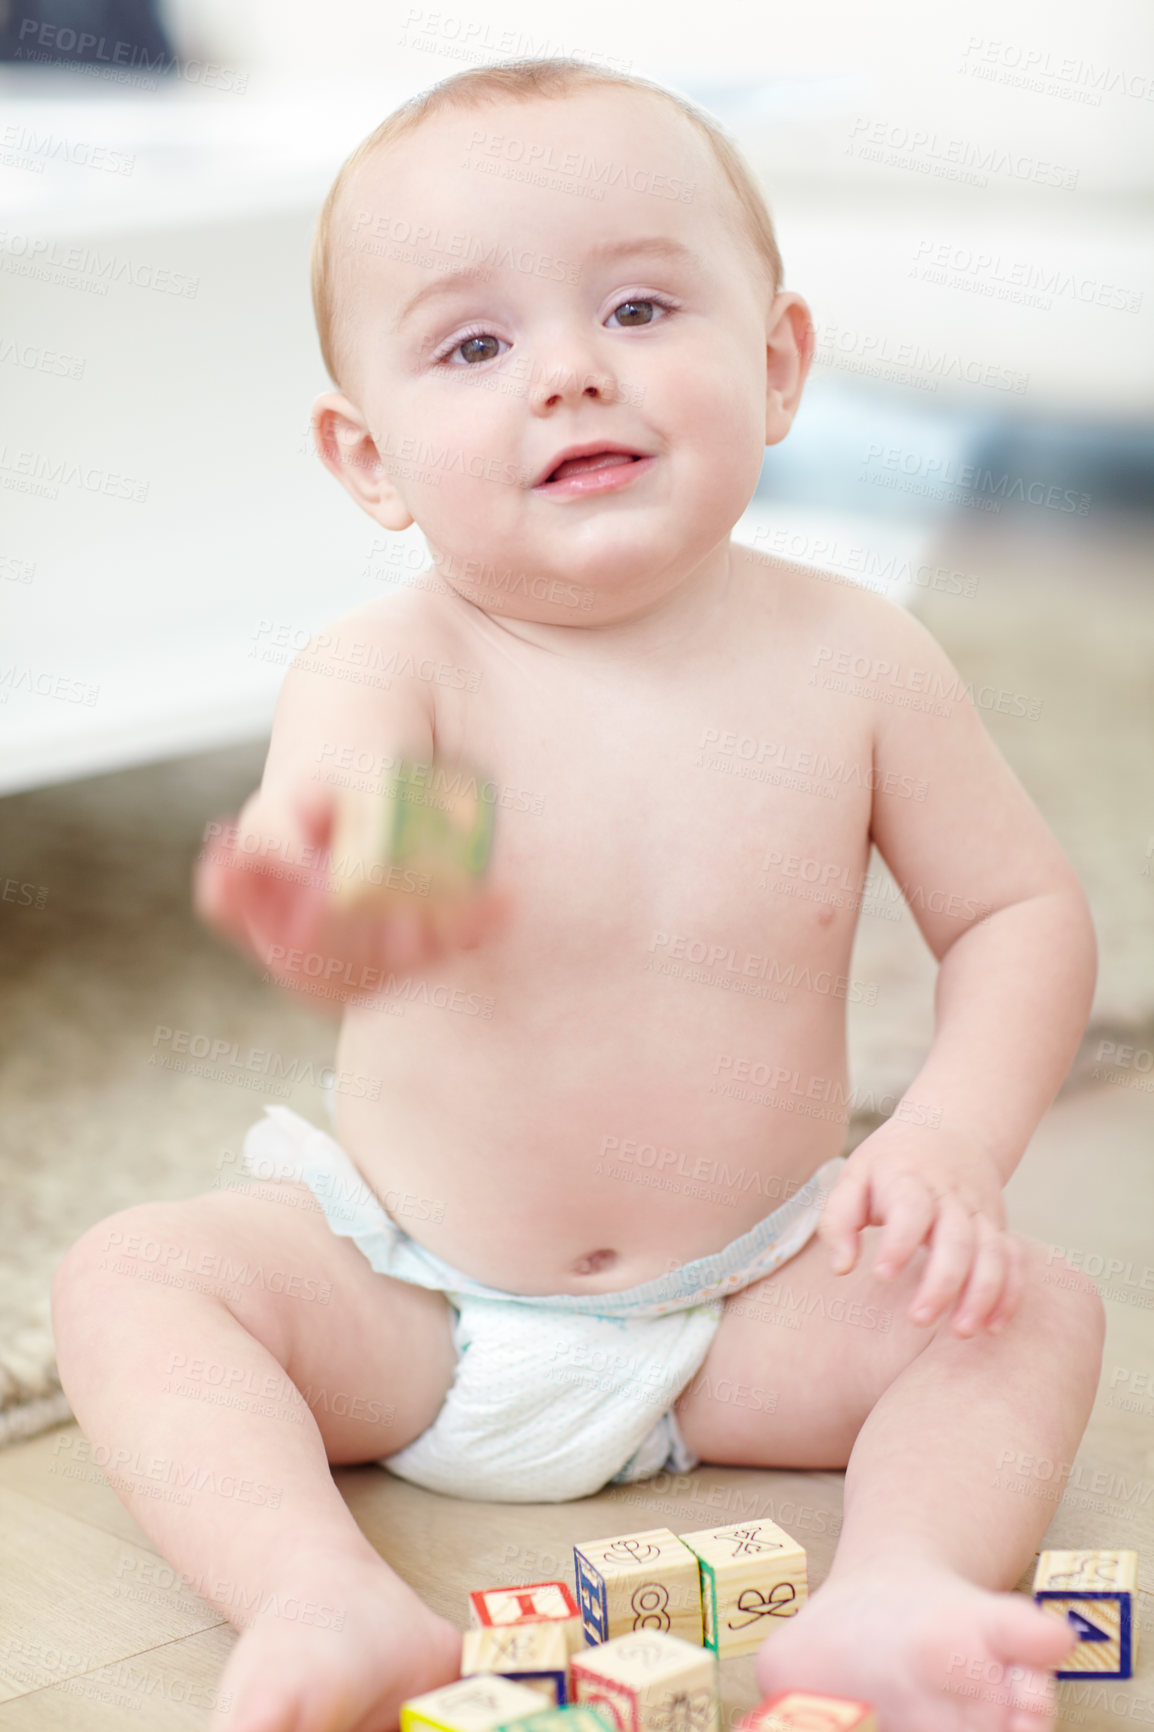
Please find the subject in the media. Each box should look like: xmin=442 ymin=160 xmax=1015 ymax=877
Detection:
xmin=817 ymin=1118 xmax=1023 ymax=1338
xmin=193 ymin=769 xmax=508 ymax=999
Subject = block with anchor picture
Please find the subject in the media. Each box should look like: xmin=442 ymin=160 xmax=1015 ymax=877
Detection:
xmin=573 ymin=1530 xmax=703 ymax=1646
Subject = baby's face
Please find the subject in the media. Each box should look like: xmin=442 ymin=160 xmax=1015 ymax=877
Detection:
xmin=321 ymin=87 xmax=810 ymax=627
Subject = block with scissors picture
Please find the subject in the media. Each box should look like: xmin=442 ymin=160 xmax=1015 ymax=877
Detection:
xmin=677 ymin=1519 xmax=807 ymax=1658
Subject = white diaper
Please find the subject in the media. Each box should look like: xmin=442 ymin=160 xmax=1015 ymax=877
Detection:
xmin=240 ymin=1105 xmax=843 ymax=1503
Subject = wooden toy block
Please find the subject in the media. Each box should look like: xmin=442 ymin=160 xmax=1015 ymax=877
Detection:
xmin=738 ymin=1691 xmax=877 ymax=1731
xmin=495 ymin=1707 xmax=618 ymax=1732
xmin=677 ymin=1519 xmax=808 ymax=1658
xmin=469 ymin=1582 xmax=584 ymax=1654
xmin=462 ymin=1623 xmax=571 ymax=1705
xmin=1033 ymin=1549 xmax=1138 ymax=1678
xmin=331 ymin=759 xmax=494 ymax=908
xmin=571 ymin=1629 xmax=719 ymax=1732
xmin=401 ymin=1674 xmax=547 ymax=1732
xmin=573 ymin=1529 xmax=703 ymax=1646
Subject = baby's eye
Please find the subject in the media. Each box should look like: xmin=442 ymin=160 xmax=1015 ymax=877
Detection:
xmin=607 ymin=297 xmax=668 ymax=328
xmin=440 ymin=330 xmax=508 ymax=366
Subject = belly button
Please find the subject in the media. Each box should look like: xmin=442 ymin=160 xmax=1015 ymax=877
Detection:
xmin=572 ymin=1248 xmax=618 ymax=1276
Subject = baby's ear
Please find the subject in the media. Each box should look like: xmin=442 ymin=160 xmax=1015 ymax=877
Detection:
xmin=310 ymin=391 xmax=414 ymax=530
xmin=764 ymin=292 xmax=815 ymax=448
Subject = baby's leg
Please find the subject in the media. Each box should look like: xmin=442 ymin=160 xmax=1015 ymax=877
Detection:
xmin=52 ymin=1180 xmax=463 ymax=1732
xmin=674 ymin=1228 xmax=1105 ymax=1732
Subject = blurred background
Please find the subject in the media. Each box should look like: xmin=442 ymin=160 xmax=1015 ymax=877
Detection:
xmin=1 ymin=0 xmax=1151 ymax=789
xmin=1 ymin=0 xmax=1152 ymax=1457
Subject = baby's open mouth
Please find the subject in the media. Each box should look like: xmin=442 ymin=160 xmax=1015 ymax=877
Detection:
xmin=533 ymin=446 xmax=648 ymax=488
xmin=541 ymin=452 xmax=643 ymax=485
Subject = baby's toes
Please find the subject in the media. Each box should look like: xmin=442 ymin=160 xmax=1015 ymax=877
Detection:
xmin=979 ymin=1593 xmax=1076 ymax=1730
xmin=984 ymin=1590 xmax=1078 ymax=1672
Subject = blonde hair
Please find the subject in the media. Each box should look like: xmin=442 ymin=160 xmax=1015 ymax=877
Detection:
xmin=311 ymin=57 xmax=785 ymax=388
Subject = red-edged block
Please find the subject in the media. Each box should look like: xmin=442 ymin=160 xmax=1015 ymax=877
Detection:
xmin=469 ymin=1583 xmax=584 ymax=1656
xmin=571 ymin=1630 xmax=718 ymax=1732
xmin=738 ymin=1691 xmax=877 ymax=1731
xmin=470 ymin=1583 xmax=581 ymax=1630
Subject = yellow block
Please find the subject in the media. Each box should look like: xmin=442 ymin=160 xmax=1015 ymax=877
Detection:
xmin=401 ymin=1674 xmax=548 ymax=1732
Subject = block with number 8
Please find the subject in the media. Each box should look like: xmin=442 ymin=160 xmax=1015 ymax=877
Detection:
xmin=573 ymin=1530 xmax=702 ymax=1646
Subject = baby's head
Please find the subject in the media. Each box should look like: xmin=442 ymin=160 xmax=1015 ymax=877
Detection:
xmin=310 ymin=58 xmax=814 ymax=629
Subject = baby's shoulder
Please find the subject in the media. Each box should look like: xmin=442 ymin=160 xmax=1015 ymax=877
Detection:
xmin=734 ymin=541 xmax=945 ymax=662
xmin=263 ymin=576 xmax=477 ymax=771
xmin=288 ymin=573 xmax=473 ymax=674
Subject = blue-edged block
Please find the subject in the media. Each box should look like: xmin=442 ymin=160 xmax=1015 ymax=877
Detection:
xmin=1033 ymin=1549 xmax=1138 ymax=1680
xmin=572 ymin=1531 xmax=703 ymax=1648
xmin=574 ymin=1549 xmax=609 ymax=1645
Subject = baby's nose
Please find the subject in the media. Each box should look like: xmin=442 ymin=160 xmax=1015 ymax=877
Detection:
xmin=529 ymin=360 xmax=620 ymax=412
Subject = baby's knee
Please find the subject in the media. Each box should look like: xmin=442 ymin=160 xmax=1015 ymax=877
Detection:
xmin=1016 ymin=1234 xmax=1107 ymax=1356
xmin=52 ymin=1198 xmax=216 ymax=1332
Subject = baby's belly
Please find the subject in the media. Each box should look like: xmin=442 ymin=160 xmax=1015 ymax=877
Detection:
xmin=331 ymin=967 xmax=851 ymax=1295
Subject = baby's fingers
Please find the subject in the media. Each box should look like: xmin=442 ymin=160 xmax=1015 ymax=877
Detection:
xmin=818 ymin=1164 xmax=871 ymax=1275
xmin=985 ymin=1233 xmax=1026 ymax=1334
xmin=909 ymin=1194 xmax=976 ymax=1326
xmin=951 ymin=1215 xmax=1011 ymax=1337
xmin=871 ymin=1171 xmax=936 ymax=1282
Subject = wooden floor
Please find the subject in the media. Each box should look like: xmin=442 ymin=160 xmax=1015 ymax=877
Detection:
xmin=0 ymin=1081 xmax=1151 ymax=1731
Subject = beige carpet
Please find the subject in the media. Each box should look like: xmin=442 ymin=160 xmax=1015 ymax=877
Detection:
xmin=1 ymin=512 xmax=1151 ymax=1442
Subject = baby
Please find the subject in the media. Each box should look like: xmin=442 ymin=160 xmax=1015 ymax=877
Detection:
xmin=52 ymin=56 xmax=1105 ymax=1732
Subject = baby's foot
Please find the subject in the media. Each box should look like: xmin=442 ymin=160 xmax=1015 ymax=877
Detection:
xmin=753 ymin=1559 xmax=1079 ymax=1732
xmin=217 ymin=1547 xmax=463 ymax=1731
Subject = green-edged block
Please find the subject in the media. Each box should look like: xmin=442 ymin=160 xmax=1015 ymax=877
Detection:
xmin=698 ymin=1559 xmax=718 ymax=1651
xmin=388 ymin=762 xmax=495 ymax=877
xmin=497 ymin=1709 xmax=617 ymax=1732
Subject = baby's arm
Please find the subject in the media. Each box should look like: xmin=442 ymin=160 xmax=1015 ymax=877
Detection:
xmin=817 ymin=598 xmax=1096 ymax=1334
xmin=194 ymin=594 xmax=506 ymax=997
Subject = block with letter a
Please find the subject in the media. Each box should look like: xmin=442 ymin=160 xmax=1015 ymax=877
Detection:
xmin=1033 ymin=1549 xmax=1138 ymax=1678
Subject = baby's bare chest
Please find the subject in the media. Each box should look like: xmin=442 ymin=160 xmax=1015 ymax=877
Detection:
xmin=336 ymin=610 xmax=884 ymax=1280
xmin=441 ymin=649 xmax=880 ymax=973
